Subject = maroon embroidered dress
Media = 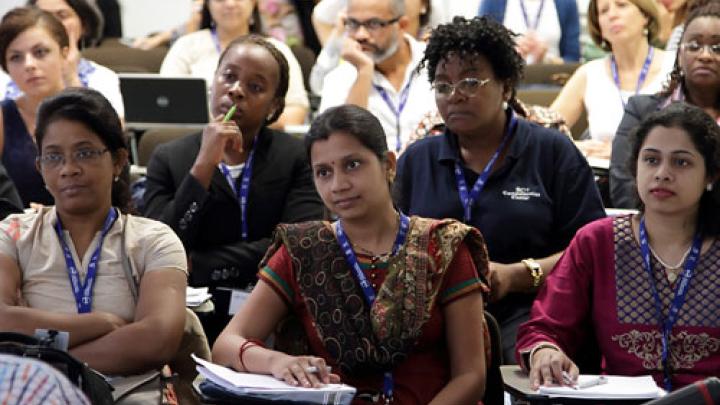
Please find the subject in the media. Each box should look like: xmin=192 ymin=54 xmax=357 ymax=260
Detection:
xmin=258 ymin=217 xmax=490 ymax=404
xmin=516 ymin=216 xmax=720 ymax=389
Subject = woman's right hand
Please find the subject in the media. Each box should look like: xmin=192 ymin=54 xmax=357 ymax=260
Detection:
xmin=529 ymin=347 xmax=579 ymax=390
xmin=95 ymin=311 xmax=128 ymax=331
xmin=190 ymin=115 xmax=243 ymax=188
xmin=269 ymin=354 xmax=341 ymax=388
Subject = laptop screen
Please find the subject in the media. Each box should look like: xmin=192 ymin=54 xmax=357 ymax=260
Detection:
xmin=119 ymin=74 xmax=210 ymax=129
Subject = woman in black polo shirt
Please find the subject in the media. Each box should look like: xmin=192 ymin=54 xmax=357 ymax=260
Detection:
xmin=395 ymin=16 xmax=605 ymax=362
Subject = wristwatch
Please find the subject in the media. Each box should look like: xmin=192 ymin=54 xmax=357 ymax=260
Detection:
xmin=522 ymin=258 xmax=544 ymax=288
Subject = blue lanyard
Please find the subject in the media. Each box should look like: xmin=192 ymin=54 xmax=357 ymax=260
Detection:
xmin=55 ymin=208 xmax=118 ymax=314
xmin=335 ymin=212 xmax=410 ymax=402
xmin=211 ymin=27 xmax=222 ymax=53
xmin=454 ymin=112 xmax=518 ymax=222
xmin=77 ymin=58 xmax=95 ymax=87
xmin=611 ymin=47 xmax=654 ymax=109
xmin=638 ymin=217 xmax=702 ymax=392
xmin=519 ymin=0 xmax=546 ymax=31
xmin=373 ymin=71 xmax=417 ymax=153
xmin=219 ymin=137 xmax=258 ymax=241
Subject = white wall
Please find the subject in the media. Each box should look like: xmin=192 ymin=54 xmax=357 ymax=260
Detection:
xmin=0 ymin=0 xmax=190 ymax=40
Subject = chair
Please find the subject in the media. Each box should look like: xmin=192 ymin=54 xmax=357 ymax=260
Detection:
xmin=290 ymin=44 xmax=316 ymax=96
xmin=484 ymin=310 xmax=504 ymax=405
xmin=516 ymin=87 xmax=588 ymax=140
xmin=522 ymin=63 xmax=581 ymax=87
xmin=82 ymin=39 xmax=168 ymax=73
xmin=644 ymin=378 xmax=720 ymax=405
xmin=136 ymin=127 xmax=197 ymax=167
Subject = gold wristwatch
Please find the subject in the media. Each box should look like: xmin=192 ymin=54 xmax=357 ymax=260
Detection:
xmin=522 ymin=258 xmax=543 ymax=288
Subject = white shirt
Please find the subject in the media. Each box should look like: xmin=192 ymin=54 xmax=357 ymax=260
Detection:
xmin=0 ymin=59 xmax=125 ymax=119
xmin=319 ymin=34 xmax=436 ymax=153
xmin=503 ymin=0 xmax=562 ymax=63
xmin=583 ymin=54 xmax=674 ymax=141
xmin=160 ymin=29 xmax=309 ymax=110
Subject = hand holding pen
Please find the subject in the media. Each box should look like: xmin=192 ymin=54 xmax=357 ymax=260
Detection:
xmin=191 ymin=104 xmax=243 ymax=188
xmin=529 ymin=345 xmax=579 ymax=389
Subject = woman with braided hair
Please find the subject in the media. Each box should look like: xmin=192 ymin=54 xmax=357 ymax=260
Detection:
xmin=395 ymin=15 xmax=605 ymax=363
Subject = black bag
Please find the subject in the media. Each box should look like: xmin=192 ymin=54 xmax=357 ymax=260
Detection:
xmin=0 ymin=332 xmax=115 ymax=405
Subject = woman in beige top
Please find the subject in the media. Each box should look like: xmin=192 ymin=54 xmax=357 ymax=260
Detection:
xmin=0 ymin=87 xmax=188 ymax=376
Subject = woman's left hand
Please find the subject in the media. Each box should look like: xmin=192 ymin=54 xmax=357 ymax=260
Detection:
xmin=269 ymin=354 xmax=340 ymax=388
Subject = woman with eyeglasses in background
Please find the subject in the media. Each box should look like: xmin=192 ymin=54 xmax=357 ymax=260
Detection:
xmin=610 ymin=3 xmax=720 ymax=208
xmin=395 ymin=16 xmax=605 ymax=363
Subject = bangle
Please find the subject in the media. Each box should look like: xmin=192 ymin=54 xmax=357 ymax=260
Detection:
xmin=529 ymin=342 xmax=561 ymax=366
xmin=239 ymin=338 xmax=265 ymax=372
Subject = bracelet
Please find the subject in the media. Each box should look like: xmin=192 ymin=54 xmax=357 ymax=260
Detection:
xmin=239 ymin=338 xmax=265 ymax=372
xmin=528 ymin=342 xmax=561 ymax=366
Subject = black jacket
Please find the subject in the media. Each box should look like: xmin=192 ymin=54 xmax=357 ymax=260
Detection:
xmin=143 ymin=127 xmax=324 ymax=287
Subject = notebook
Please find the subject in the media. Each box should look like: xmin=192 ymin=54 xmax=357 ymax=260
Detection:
xmin=537 ymin=374 xmax=665 ymax=400
xmin=119 ymin=74 xmax=210 ymax=129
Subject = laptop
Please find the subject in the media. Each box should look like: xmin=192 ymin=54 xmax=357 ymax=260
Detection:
xmin=119 ymin=74 xmax=210 ymax=129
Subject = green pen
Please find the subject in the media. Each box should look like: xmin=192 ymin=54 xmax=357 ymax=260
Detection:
xmin=223 ymin=104 xmax=237 ymax=122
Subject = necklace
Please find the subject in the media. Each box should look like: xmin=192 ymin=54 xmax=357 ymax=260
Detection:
xmin=351 ymin=244 xmax=392 ymax=262
xmin=648 ymin=244 xmax=693 ymax=283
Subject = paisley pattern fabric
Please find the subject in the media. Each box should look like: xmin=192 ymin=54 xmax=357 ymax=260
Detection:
xmin=259 ymin=217 xmax=489 ymax=375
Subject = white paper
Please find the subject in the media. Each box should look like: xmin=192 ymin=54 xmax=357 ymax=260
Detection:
xmin=186 ymin=287 xmax=212 ymax=307
xmin=228 ymin=289 xmax=251 ymax=315
xmin=192 ymin=355 xmax=356 ymax=404
xmin=538 ymin=375 xmax=665 ymax=399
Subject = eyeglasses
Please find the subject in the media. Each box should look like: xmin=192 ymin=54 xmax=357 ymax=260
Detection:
xmin=37 ymin=148 xmax=109 ymax=169
xmin=680 ymin=40 xmax=720 ymax=56
xmin=343 ymin=16 xmax=401 ymax=32
xmin=432 ymin=78 xmax=490 ymax=98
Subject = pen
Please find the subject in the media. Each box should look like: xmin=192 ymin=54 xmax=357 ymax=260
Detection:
xmin=576 ymin=376 xmax=608 ymax=390
xmin=223 ymin=104 xmax=237 ymax=122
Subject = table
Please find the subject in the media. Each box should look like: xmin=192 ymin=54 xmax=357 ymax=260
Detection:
xmin=501 ymin=365 xmax=650 ymax=405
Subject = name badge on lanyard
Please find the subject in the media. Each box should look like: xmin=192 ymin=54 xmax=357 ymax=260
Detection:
xmin=335 ymin=212 xmax=410 ymax=403
xmin=373 ymin=70 xmax=417 ymax=153
xmin=219 ymin=137 xmax=258 ymax=241
xmin=638 ymin=217 xmax=702 ymax=392
xmin=454 ymin=112 xmax=518 ymax=222
xmin=55 ymin=208 xmax=118 ymax=314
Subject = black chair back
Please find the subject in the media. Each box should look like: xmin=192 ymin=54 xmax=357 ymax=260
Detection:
xmin=484 ymin=310 xmax=505 ymax=405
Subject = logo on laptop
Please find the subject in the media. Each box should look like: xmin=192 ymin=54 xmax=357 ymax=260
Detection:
xmin=156 ymin=96 xmax=170 ymax=108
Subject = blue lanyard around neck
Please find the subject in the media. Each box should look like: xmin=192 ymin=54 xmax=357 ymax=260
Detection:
xmin=519 ymin=0 xmax=546 ymax=31
xmin=219 ymin=137 xmax=258 ymax=241
xmin=454 ymin=112 xmax=518 ymax=223
xmin=55 ymin=208 xmax=118 ymax=314
xmin=373 ymin=70 xmax=417 ymax=153
xmin=638 ymin=217 xmax=702 ymax=392
xmin=611 ymin=47 xmax=654 ymax=109
xmin=211 ymin=27 xmax=222 ymax=54
xmin=335 ymin=212 xmax=410 ymax=402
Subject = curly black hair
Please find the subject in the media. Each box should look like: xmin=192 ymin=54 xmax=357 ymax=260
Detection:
xmin=418 ymin=16 xmax=525 ymax=105
xmin=627 ymin=102 xmax=720 ymax=236
xmin=659 ymin=2 xmax=720 ymax=104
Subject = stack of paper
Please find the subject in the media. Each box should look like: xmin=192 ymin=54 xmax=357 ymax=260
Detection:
xmin=186 ymin=287 xmax=212 ymax=307
xmin=192 ymin=355 xmax=356 ymax=404
xmin=538 ymin=375 xmax=665 ymax=400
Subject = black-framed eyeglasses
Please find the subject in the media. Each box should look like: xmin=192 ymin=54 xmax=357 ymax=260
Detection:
xmin=37 ymin=148 xmax=109 ymax=169
xmin=432 ymin=78 xmax=490 ymax=98
xmin=343 ymin=16 xmax=401 ymax=32
xmin=680 ymin=40 xmax=720 ymax=56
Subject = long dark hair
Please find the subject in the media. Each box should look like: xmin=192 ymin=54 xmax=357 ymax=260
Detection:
xmin=35 ymin=87 xmax=133 ymax=213
xmin=627 ymin=102 xmax=720 ymax=236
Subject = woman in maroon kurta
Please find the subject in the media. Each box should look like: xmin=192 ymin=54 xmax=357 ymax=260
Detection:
xmin=516 ymin=103 xmax=720 ymax=391
xmin=213 ymin=104 xmax=491 ymax=404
